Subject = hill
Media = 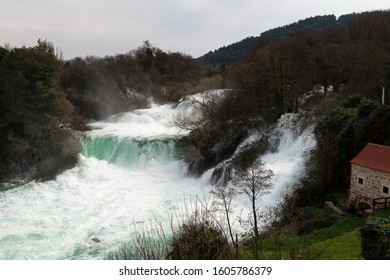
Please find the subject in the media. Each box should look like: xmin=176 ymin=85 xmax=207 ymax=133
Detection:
xmin=198 ymin=13 xmax=356 ymax=65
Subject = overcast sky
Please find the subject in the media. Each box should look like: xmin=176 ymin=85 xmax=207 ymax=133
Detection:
xmin=1 ymin=0 xmax=389 ymax=59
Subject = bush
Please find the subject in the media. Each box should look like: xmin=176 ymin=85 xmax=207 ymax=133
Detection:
xmin=361 ymin=218 xmax=390 ymax=259
xmin=167 ymin=216 xmax=231 ymax=260
xmin=297 ymin=215 xmax=339 ymax=235
xmin=106 ymin=201 xmax=232 ymax=260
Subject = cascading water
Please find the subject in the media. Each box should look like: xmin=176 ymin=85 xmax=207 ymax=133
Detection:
xmin=212 ymin=113 xmax=316 ymax=212
xmin=259 ymin=113 xmax=316 ymax=207
xmin=0 ymin=100 xmax=211 ymax=260
xmin=0 ymin=93 xmax=315 ymax=260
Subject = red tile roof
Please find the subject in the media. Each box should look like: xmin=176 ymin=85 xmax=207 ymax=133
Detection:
xmin=350 ymin=143 xmax=390 ymax=173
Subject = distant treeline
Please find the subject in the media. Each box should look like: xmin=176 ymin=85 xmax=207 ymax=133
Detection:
xmin=61 ymin=41 xmax=202 ymax=120
xmin=198 ymin=13 xmax=357 ymax=65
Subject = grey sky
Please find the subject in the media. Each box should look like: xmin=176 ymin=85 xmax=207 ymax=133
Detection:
xmin=1 ymin=0 xmax=389 ymax=59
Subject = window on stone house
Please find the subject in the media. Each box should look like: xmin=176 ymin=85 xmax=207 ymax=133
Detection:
xmin=383 ymin=186 xmax=389 ymax=195
xmin=357 ymin=177 xmax=364 ymax=186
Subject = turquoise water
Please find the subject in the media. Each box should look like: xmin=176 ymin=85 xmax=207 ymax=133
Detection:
xmin=81 ymin=136 xmax=178 ymax=167
xmin=0 ymin=100 xmax=211 ymax=260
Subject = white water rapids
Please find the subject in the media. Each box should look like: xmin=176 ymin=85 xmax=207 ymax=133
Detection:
xmin=0 ymin=95 xmax=315 ymax=259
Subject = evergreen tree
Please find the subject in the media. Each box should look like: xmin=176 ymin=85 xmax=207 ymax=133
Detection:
xmin=0 ymin=40 xmax=77 ymax=181
xmin=0 ymin=40 xmax=68 ymax=136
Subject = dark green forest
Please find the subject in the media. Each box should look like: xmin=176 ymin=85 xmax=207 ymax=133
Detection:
xmin=0 ymin=40 xmax=79 ymax=181
xmin=198 ymin=13 xmax=357 ymax=65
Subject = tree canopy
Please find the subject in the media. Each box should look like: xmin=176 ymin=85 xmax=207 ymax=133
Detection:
xmin=0 ymin=40 xmax=78 ymax=181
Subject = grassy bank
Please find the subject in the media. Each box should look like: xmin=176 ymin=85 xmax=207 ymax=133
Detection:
xmin=240 ymin=208 xmax=390 ymax=260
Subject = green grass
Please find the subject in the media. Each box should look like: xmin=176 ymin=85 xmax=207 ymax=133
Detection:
xmin=239 ymin=207 xmax=390 ymax=260
xmin=309 ymin=229 xmax=362 ymax=259
xmin=251 ymin=208 xmax=364 ymax=260
xmin=369 ymin=209 xmax=390 ymax=219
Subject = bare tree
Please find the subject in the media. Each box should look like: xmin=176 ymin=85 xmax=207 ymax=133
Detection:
xmin=232 ymin=158 xmax=273 ymax=258
xmin=173 ymin=111 xmax=204 ymax=132
xmin=210 ymin=183 xmax=238 ymax=247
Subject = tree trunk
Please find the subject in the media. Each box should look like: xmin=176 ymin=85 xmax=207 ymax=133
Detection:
xmin=225 ymin=207 xmax=235 ymax=247
xmin=252 ymin=193 xmax=260 ymax=259
xmin=252 ymin=195 xmax=259 ymax=237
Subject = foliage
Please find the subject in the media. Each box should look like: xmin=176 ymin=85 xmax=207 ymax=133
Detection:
xmin=193 ymin=75 xmax=225 ymax=93
xmin=297 ymin=215 xmax=339 ymax=235
xmin=313 ymin=95 xmax=390 ymax=193
xmin=61 ymin=54 xmax=150 ymax=120
xmin=0 ymin=40 xmax=79 ymax=181
xmin=131 ymin=41 xmax=202 ymax=101
xmin=61 ymin=42 xmax=202 ymax=120
xmin=223 ymin=10 xmax=390 ymax=124
xmin=198 ymin=14 xmax=357 ymax=65
xmin=361 ymin=218 xmax=390 ymax=259
xmin=107 ymin=200 xmax=231 ymax=260
xmin=260 ymin=14 xmax=353 ymax=42
xmin=0 ymin=40 xmax=70 ymax=132
xmin=198 ymin=36 xmax=258 ymax=65
xmin=167 ymin=218 xmax=231 ymax=260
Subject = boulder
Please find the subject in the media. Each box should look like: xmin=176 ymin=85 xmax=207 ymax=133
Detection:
xmin=324 ymin=201 xmax=345 ymax=216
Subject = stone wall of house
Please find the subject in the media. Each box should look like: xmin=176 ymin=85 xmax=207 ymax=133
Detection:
xmin=348 ymin=164 xmax=390 ymax=209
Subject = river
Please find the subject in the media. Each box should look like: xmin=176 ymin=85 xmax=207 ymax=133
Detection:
xmin=0 ymin=94 xmax=315 ymax=259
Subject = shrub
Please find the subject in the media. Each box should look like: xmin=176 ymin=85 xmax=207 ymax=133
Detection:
xmin=297 ymin=215 xmax=339 ymax=235
xmin=106 ymin=200 xmax=232 ymax=260
xmin=361 ymin=218 xmax=390 ymax=259
xmin=167 ymin=216 xmax=231 ymax=260
xmin=167 ymin=222 xmax=230 ymax=260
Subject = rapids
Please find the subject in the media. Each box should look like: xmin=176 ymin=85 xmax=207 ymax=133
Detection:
xmin=0 ymin=95 xmax=315 ymax=259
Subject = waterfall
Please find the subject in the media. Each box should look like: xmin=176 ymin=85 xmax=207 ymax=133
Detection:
xmin=260 ymin=113 xmax=316 ymax=207
xmin=81 ymin=136 xmax=178 ymax=167
xmin=212 ymin=113 xmax=316 ymax=211
xmin=0 ymin=100 xmax=209 ymax=260
xmin=0 ymin=93 xmax=315 ymax=259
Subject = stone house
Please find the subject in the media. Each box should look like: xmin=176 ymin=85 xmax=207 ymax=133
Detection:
xmin=348 ymin=143 xmax=390 ymax=210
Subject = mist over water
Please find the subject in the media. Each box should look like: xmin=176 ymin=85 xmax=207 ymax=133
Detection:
xmin=0 ymin=95 xmax=315 ymax=259
xmin=260 ymin=113 xmax=316 ymax=207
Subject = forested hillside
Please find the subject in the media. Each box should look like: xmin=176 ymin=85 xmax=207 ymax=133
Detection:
xmin=198 ymin=13 xmax=356 ymax=65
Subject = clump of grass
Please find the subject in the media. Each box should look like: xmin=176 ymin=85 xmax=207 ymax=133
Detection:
xmin=105 ymin=221 xmax=168 ymax=260
xmin=106 ymin=197 xmax=232 ymax=260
